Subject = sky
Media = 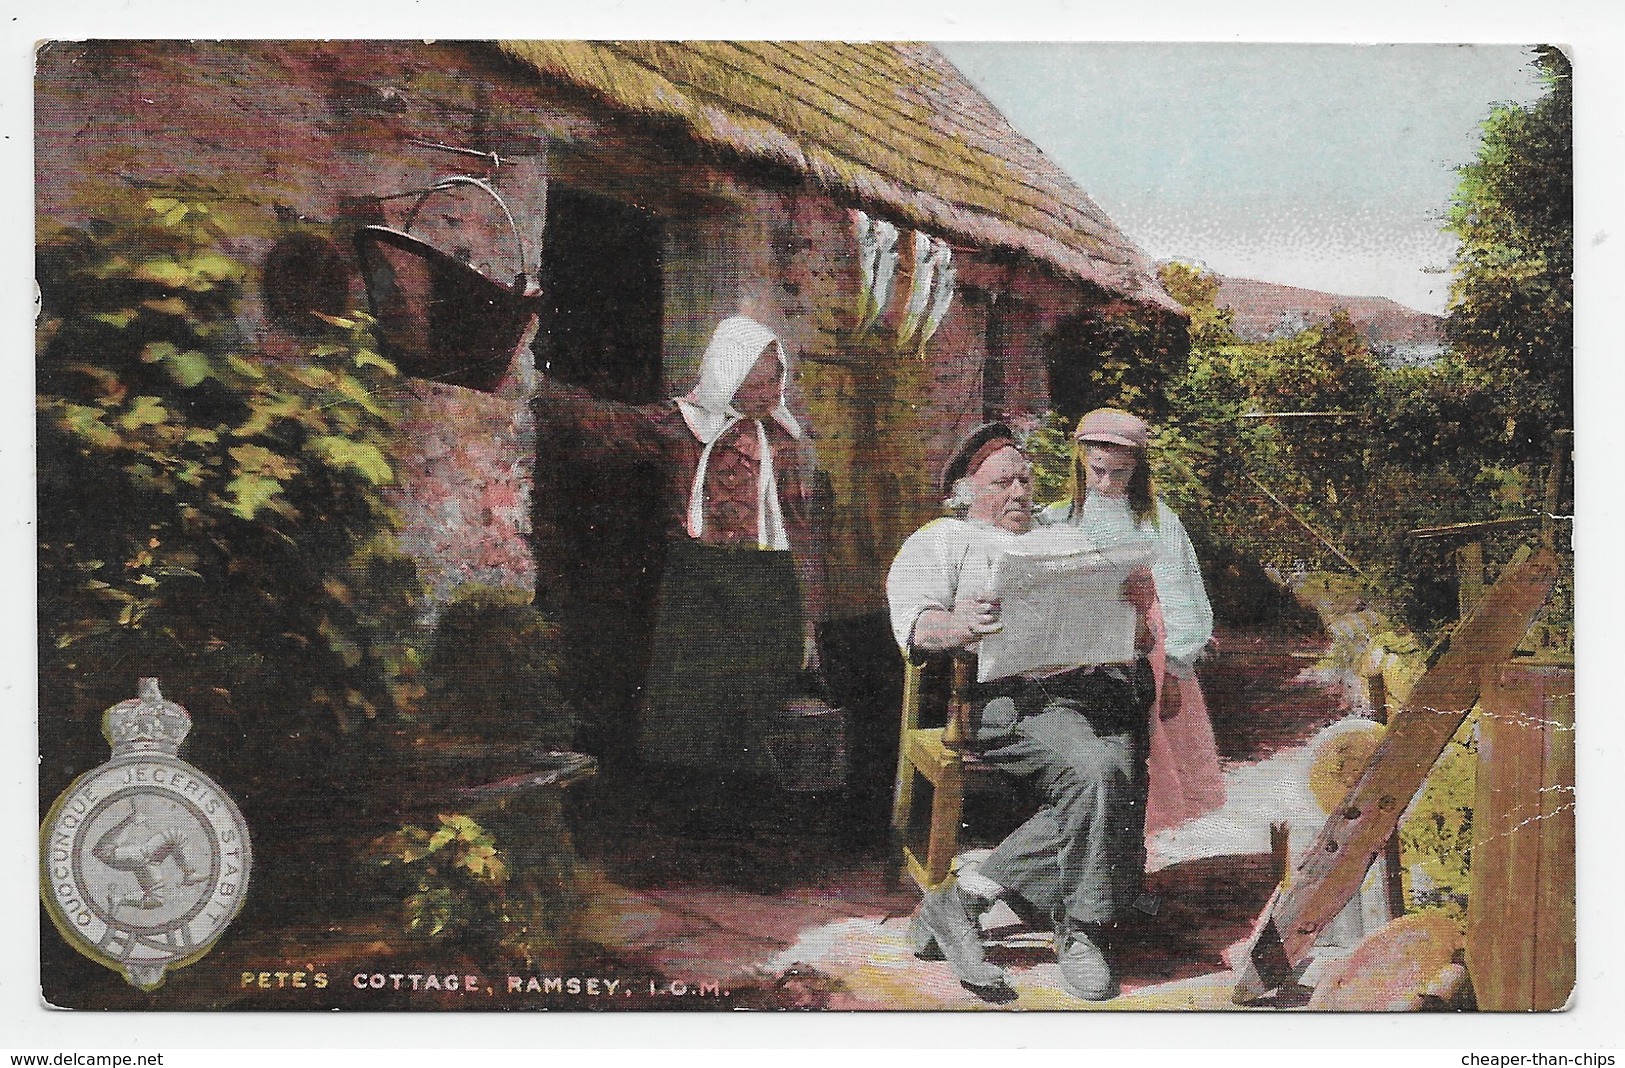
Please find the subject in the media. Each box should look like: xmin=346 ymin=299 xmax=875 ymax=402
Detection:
xmin=938 ymin=42 xmax=1550 ymax=316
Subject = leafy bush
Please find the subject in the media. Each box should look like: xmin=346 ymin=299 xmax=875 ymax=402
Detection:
xmin=36 ymin=196 xmax=420 ymax=795
xmin=365 ymin=814 xmax=510 ymax=943
xmin=1400 ymin=713 xmax=1479 ymax=920
xmin=1041 ymin=302 xmax=1190 ymax=424
xmin=1022 ymin=408 xmax=1318 ymax=633
xmin=365 ymin=808 xmax=585 ymax=968
xmin=1150 ymin=258 xmax=1571 ymax=640
xmin=420 ymin=586 xmax=574 ymax=749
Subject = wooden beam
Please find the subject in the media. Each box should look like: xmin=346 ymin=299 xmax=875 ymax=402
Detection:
xmin=1407 ymin=515 xmax=1541 ymax=540
xmin=1367 ymin=669 xmax=1409 ymax=921
xmin=1541 ymin=437 xmax=1569 ymax=549
xmin=1466 ymin=665 xmax=1576 ymax=1010
xmin=1233 ymin=546 xmax=1561 ymax=1004
xmin=1457 ymin=541 xmax=1486 ymax=620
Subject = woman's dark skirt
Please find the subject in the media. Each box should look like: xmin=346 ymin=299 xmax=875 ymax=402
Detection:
xmin=638 ymin=539 xmax=801 ymax=778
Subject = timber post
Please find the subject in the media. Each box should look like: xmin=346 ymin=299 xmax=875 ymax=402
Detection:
xmin=1464 ymin=660 xmax=1576 ymax=1010
xmin=1233 ymin=546 xmax=1560 ymax=1005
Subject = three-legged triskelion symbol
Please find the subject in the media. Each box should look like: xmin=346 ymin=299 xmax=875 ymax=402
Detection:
xmin=92 ymin=800 xmax=209 ymax=913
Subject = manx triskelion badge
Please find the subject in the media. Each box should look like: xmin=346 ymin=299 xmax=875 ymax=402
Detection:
xmin=41 ymin=678 xmax=252 ymax=991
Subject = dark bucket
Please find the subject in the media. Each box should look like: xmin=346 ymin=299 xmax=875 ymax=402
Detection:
xmin=766 ymin=694 xmax=848 ymax=793
xmin=354 ymin=178 xmax=543 ymax=392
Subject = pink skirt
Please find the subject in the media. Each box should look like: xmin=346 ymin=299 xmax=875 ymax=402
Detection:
xmin=1144 ymin=602 xmax=1227 ymax=838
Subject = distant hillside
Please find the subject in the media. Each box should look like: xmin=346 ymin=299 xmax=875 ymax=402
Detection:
xmin=1210 ymin=275 xmax=1445 ymax=359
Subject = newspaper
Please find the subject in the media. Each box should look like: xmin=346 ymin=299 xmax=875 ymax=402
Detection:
xmin=976 ymin=527 xmax=1155 ymax=682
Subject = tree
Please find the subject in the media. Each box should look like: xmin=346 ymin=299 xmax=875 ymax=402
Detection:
xmin=1157 ymin=260 xmax=1242 ymax=349
xmin=1445 ymin=45 xmax=1573 ymax=462
xmin=1042 ymin=299 xmax=1191 ymax=424
xmin=1149 ymin=262 xmax=1514 ymax=633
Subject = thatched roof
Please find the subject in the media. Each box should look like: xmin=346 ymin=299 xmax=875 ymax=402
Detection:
xmin=493 ymin=41 xmax=1179 ymax=313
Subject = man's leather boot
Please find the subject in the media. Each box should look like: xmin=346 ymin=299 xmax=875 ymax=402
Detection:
xmin=1055 ymin=918 xmax=1118 ymax=1001
xmin=918 ymin=882 xmax=1011 ymax=998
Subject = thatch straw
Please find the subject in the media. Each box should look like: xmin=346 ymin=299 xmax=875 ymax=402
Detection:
xmin=493 ymin=41 xmax=1179 ymax=312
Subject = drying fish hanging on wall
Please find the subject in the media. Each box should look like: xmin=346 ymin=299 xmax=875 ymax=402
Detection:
xmin=848 ymin=209 xmax=955 ymax=355
xmin=849 ymin=208 xmax=899 ymax=335
xmin=897 ymin=233 xmax=955 ymax=356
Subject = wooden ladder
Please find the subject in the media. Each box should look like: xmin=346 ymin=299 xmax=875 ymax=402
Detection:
xmin=1233 ymin=545 xmax=1562 ymax=1003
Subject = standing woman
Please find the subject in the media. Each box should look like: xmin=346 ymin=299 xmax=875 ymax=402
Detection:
xmin=534 ymin=313 xmax=825 ymax=784
xmin=1038 ymin=408 xmax=1225 ymax=841
xmin=644 ymin=315 xmax=824 ymax=779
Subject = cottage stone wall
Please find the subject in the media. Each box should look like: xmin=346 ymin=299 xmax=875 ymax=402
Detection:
xmin=37 ymin=41 xmax=585 ymax=612
xmin=37 ymin=40 xmax=1117 ymax=621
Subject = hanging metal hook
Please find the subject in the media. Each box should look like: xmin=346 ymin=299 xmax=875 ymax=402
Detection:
xmin=405 ymin=137 xmax=515 ymax=169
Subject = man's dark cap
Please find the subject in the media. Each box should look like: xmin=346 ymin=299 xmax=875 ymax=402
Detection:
xmin=939 ymin=421 xmax=1020 ymax=498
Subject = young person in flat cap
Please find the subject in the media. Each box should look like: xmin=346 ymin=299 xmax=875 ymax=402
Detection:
xmin=1039 ymin=408 xmax=1224 ymax=842
xmin=885 ymin=421 xmax=1156 ymax=1002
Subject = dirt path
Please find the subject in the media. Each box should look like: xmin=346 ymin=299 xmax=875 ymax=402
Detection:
xmin=559 ymin=623 xmax=1363 ymax=1010
xmin=43 ymin=624 xmax=1365 ymax=1011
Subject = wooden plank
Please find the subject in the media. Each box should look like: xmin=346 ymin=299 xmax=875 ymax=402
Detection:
xmin=1468 ymin=667 xmax=1543 ymax=1009
xmin=1368 ymin=669 xmax=1407 ymax=920
xmin=1233 ymin=546 xmax=1560 ymax=1003
xmin=1533 ymin=681 xmax=1576 ymax=1010
xmin=1466 ymin=664 xmax=1576 ymax=1010
xmin=1464 ymin=678 xmax=1511 ymax=1007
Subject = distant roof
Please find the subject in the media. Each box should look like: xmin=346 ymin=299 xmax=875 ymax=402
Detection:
xmin=494 ymin=41 xmax=1179 ymax=313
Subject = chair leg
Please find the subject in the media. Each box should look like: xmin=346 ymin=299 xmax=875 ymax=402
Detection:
xmin=893 ymin=662 xmax=925 ymax=831
xmin=924 ymin=765 xmax=965 ymax=888
xmin=892 ymin=758 xmax=916 ymax=833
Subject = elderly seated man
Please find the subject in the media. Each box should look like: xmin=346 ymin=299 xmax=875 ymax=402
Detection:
xmin=885 ymin=422 xmax=1159 ymax=1002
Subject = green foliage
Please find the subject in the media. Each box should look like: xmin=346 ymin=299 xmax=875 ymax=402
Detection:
xmin=1042 ymin=301 xmax=1190 ymax=423
xmin=1150 ymin=259 xmax=1568 ymax=636
xmin=1445 ymin=46 xmax=1573 ymax=463
xmin=37 ymin=195 xmax=421 ymax=791
xmin=366 ymin=813 xmax=510 ymax=941
xmin=1399 ymin=713 xmax=1479 ymax=920
xmin=1022 ymin=410 xmax=1076 ymax=508
xmin=421 ymin=586 xmax=575 ymax=749
xmin=365 ymin=807 xmax=584 ymax=967
xmin=1158 ymin=260 xmax=1242 ymax=349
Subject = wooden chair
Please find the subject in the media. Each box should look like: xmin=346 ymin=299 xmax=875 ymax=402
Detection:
xmin=890 ymin=653 xmax=990 ymax=890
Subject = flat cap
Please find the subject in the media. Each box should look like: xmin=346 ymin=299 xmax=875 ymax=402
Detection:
xmin=1075 ymin=407 xmax=1150 ymax=449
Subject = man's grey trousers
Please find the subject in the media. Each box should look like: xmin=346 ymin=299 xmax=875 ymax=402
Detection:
xmin=969 ymin=663 xmax=1154 ymax=926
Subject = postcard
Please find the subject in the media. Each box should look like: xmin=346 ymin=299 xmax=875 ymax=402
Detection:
xmin=16 ymin=17 xmax=1609 ymax=1051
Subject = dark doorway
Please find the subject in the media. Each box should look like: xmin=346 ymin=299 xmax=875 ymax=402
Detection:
xmin=535 ymin=185 xmax=664 ymax=402
xmin=531 ymin=184 xmax=666 ymax=771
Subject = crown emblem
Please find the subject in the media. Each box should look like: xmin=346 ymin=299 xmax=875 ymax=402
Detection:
xmin=102 ymin=677 xmax=193 ymax=756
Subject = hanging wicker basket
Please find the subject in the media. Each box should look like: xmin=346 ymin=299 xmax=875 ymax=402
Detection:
xmin=355 ymin=176 xmax=544 ymax=392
